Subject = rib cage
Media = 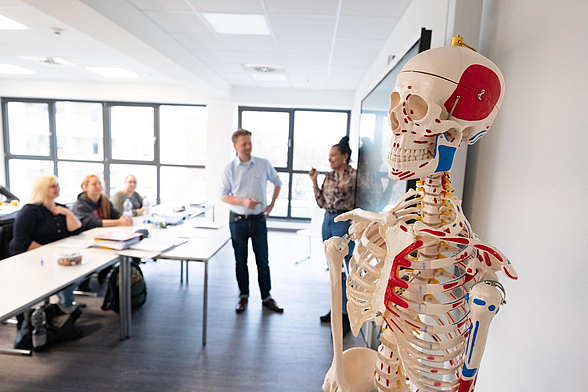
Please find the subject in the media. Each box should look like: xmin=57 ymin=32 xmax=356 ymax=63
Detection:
xmin=346 ymin=173 xmax=480 ymax=392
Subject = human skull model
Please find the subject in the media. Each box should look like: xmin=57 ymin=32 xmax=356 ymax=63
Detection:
xmin=388 ymin=46 xmax=504 ymax=180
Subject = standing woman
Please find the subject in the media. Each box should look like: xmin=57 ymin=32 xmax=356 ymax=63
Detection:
xmin=309 ymin=136 xmax=356 ymax=335
xmin=73 ymin=174 xmax=133 ymax=230
xmin=9 ymin=175 xmax=83 ymax=311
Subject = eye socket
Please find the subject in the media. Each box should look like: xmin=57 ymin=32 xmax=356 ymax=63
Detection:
xmin=388 ymin=92 xmax=401 ymax=131
xmin=390 ymin=92 xmax=401 ymax=109
xmin=406 ymin=94 xmax=428 ymax=121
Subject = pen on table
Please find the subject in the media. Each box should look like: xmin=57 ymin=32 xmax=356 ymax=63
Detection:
xmin=40 ymin=260 xmax=43 ymax=266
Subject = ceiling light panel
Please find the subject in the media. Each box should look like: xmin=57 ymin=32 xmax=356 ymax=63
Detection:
xmin=202 ymin=13 xmax=270 ymax=35
xmin=0 ymin=14 xmax=28 ymax=30
xmin=87 ymin=67 xmax=139 ymax=78
xmin=0 ymin=64 xmax=35 ymax=74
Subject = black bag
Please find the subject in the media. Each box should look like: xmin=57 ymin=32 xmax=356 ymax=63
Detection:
xmin=101 ymin=261 xmax=147 ymax=313
xmin=14 ymin=304 xmax=83 ymax=350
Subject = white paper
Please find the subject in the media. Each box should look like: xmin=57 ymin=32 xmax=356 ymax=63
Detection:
xmin=54 ymin=239 xmax=92 ymax=249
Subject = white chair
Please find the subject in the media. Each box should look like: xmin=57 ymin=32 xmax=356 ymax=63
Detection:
xmin=295 ymin=207 xmax=324 ymax=264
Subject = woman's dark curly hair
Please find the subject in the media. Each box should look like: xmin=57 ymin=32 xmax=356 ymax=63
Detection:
xmin=333 ymin=136 xmax=352 ymax=164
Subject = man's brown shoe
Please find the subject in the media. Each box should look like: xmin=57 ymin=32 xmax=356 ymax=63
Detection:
xmin=236 ymin=298 xmax=248 ymax=313
xmin=262 ymin=298 xmax=284 ymax=313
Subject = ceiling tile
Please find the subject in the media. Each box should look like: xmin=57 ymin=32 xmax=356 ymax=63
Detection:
xmin=330 ymin=53 xmax=374 ymax=68
xmin=276 ymin=37 xmax=332 ymax=53
xmin=326 ymin=83 xmax=358 ymax=91
xmin=172 ymin=33 xmax=277 ymax=51
xmin=186 ymin=0 xmax=265 ymax=14
xmin=337 ymin=16 xmax=397 ymax=40
xmin=256 ymin=81 xmax=292 ymax=88
xmin=269 ymin=15 xmax=335 ymax=38
xmin=128 ymin=0 xmax=193 ymax=12
xmin=340 ymin=0 xmax=412 ymax=17
xmin=222 ymin=72 xmax=254 ymax=82
xmin=200 ymin=50 xmax=282 ymax=64
xmin=229 ymin=80 xmax=257 ymax=87
xmin=282 ymin=52 xmax=329 ymax=66
xmin=264 ymin=0 xmax=339 ymax=15
xmin=333 ymin=38 xmax=385 ymax=56
xmin=286 ymin=65 xmax=328 ymax=77
xmin=144 ymin=11 xmax=211 ymax=34
xmin=329 ymin=66 xmax=367 ymax=78
xmin=202 ymin=62 xmax=248 ymax=73
xmin=327 ymin=75 xmax=362 ymax=85
xmin=290 ymin=83 xmax=326 ymax=90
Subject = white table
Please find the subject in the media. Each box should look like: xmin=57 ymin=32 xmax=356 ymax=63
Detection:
xmin=117 ymin=219 xmax=231 ymax=345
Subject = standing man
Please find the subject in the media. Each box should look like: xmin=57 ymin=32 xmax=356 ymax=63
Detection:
xmin=220 ymin=129 xmax=284 ymax=314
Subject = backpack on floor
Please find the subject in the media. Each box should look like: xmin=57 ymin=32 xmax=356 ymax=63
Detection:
xmin=101 ymin=261 xmax=147 ymax=313
xmin=14 ymin=304 xmax=83 ymax=350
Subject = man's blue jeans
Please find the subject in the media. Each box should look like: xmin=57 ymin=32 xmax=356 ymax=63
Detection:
xmin=229 ymin=212 xmax=272 ymax=300
xmin=322 ymin=212 xmax=355 ymax=315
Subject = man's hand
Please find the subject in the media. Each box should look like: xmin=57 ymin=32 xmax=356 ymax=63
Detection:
xmin=263 ymin=204 xmax=274 ymax=217
xmin=242 ymin=197 xmax=260 ymax=209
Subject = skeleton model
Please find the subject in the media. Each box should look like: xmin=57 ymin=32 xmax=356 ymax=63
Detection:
xmin=323 ymin=39 xmax=518 ymax=392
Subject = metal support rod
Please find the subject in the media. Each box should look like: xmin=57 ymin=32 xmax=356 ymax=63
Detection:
xmin=203 ymin=260 xmax=208 ymax=346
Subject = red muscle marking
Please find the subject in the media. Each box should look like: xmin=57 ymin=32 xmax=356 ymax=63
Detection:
xmin=400 ymin=225 xmax=408 ymax=232
xmin=407 ymin=116 xmax=413 ymax=121
xmin=444 ymin=237 xmax=470 ymax=245
xmin=404 ymin=118 xmax=408 ymax=124
xmin=431 ymin=369 xmax=438 ymax=374
xmin=385 ymin=241 xmax=422 ymax=309
xmin=483 ymin=252 xmax=492 ymax=267
xmin=443 ymin=281 xmax=459 ymax=290
xmin=427 ymin=356 xmax=435 ymax=360
xmin=444 ymin=64 xmax=501 ymax=121
xmin=425 ymin=129 xmax=432 ymax=133
xmin=419 ymin=162 xmax=429 ymax=168
xmin=435 ymin=118 xmax=441 ymax=123
xmin=503 ymin=266 xmax=518 ymax=280
xmin=414 ymin=140 xmax=427 ymax=144
xmin=459 ymin=378 xmax=475 ymax=392
xmin=406 ymin=321 xmax=420 ymax=330
xmin=421 ymin=228 xmax=446 ymax=237
xmin=415 ymin=123 xmax=420 ymax=126
xmin=474 ymin=244 xmax=504 ymax=262
xmin=445 ymin=228 xmax=451 ymax=233
xmin=402 ymin=129 xmax=407 ymax=133
xmin=406 ymin=93 xmax=412 ymax=99
xmin=407 ymin=86 xmax=412 ymax=90
xmin=403 ymin=108 xmax=407 ymax=115
xmin=411 ymin=131 xmax=417 ymax=135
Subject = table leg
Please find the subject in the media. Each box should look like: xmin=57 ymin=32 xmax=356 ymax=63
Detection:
xmin=180 ymin=260 xmax=184 ymax=283
xmin=186 ymin=261 xmax=189 ymax=284
xmin=203 ymin=259 xmax=208 ymax=346
xmin=118 ymin=256 xmax=132 ymax=340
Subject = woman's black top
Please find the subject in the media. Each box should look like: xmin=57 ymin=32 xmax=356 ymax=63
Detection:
xmin=8 ymin=203 xmax=82 ymax=256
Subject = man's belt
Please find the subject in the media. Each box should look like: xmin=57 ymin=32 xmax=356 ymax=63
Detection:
xmin=230 ymin=211 xmax=265 ymax=220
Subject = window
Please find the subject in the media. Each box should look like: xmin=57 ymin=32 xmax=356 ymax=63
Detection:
xmin=2 ymin=98 xmax=206 ymax=205
xmin=239 ymin=106 xmax=350 ymax=219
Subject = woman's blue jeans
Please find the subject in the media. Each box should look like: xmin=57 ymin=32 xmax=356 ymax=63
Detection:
xmin=322 ymin=212 xmax=355 ymax=315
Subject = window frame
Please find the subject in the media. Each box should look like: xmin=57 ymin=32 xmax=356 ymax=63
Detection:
xmin=2 ymin=97 xmax=206 ymax=204
xmin=238 ymin=106 xmax=351 ymax=220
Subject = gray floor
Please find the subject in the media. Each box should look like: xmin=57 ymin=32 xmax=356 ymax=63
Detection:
xmin=0 ymin=230 xmax=365 ymax=392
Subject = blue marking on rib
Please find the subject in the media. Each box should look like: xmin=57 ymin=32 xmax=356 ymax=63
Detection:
xmin=462 ymin=364 xmax=478 ymax=378
xmin=488 ymin=305 xmax=496 ymax=312
xmin=435 ymin=145 xmax=457 ymax=172
xmin=457 ymin=205 xmax=461 ymax=213
xmin=453 ymin=223 xmax=457 ymax=227
xmin=465 ymin=293 xmax=469 ymax=303
xmin=473 ymin=298 xmax=486 ymax=306
xmin=468 ymin=321 xmax=480 ymax=364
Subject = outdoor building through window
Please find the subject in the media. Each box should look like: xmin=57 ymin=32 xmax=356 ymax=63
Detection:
xmin=2 ymin=98 xmax=206 ymax=205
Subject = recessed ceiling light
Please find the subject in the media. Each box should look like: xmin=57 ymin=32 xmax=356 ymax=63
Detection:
xmin=0 ymin=14 xmax=28 ymax=30
xmin=0 ymin=64 xmax=35 ymax=75
xmin=202 ymin=13 xmax=270 ymax=35
xmin=87 ymin=67 xmax=139 ymax=78
xmin=19 ymin=56 xmax=77 ymax=67
xmin=250 ymin=73 xmax=288 ymax=82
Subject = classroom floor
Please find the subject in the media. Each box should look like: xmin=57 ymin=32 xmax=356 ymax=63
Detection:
xmin=0 ymin=230 xmax=366 ymax=392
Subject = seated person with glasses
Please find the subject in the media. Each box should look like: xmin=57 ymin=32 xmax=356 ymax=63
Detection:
xmin=110 ymin=174 xmax=144 ymax=217
xmin=9 ymin=175 xmax=83 ymax=312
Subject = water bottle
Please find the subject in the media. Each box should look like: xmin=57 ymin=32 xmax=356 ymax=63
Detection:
xmin=123 ymin=198 xmax=133 ymax=218
xmin=31 ymin=308 xmax=47 ymax=350
xmin=142 ymin=196 xmax=151 ymax=216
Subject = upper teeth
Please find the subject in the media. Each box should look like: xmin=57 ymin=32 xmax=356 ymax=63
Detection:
xmin=389 ymin=147 xmax=432 ymax=163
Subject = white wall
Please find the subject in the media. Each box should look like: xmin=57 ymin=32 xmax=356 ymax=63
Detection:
xmin=463 ymin=0 xmax=588 ymax=390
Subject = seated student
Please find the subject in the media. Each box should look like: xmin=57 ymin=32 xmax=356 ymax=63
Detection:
xmin=9 ymin=175 xmax=83 ymax=312
xmin=110 ymin=174 xmax=144 ymax=216
xmin=73 ymin=174 xmax=133 ymax=230
xmin=73 ymin=175 xmax=133 ymax=290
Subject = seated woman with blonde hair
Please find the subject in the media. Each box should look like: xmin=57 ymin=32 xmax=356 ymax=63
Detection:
xmin=9 ymin=174 xmax=83 ymax=311
xmin=73 ymin=174 xmax=133 ymax=230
